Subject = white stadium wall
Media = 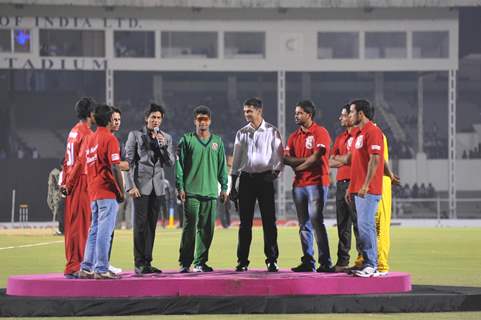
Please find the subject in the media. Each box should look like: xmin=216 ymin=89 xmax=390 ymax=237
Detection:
xmin=398 ymin=157 xmax=481 ymax=191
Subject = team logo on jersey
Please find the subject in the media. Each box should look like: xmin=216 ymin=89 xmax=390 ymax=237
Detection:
xmin=211 ymin=142 xmax=218 ymax=151
xmin=305 ymin=136 xmax=314 ymax=149
xmin=347 ymin=137 xmax=354 ymax=150
xmin=355 ymin=135 xmax=364 ymax=149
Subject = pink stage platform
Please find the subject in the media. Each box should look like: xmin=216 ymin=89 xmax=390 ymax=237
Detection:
xmin=7 ymin=270 xmax=411 ymax=298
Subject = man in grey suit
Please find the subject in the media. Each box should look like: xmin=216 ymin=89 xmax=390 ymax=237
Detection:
xmin=125 ymin=103 xmax=175 ymax=275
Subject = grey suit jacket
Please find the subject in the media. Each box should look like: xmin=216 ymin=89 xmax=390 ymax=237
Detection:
xmin=125 ymin=127 xmax=175 ymax=196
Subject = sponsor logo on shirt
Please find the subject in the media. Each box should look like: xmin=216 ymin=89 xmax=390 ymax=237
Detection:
xmin=305 ymin=136 xmax=314 ymax=149
xmin=347 ymin=137 xmax=354 ymax=150
xmin=112 ymin=153 xmax=120 ymax=161
xmin=86 ymin=144 xmax=99 ymax=165
xmin=211 ymin=142 xmax=218 ymax=151
xmin=371 ymin=145 xmax=381 ymax=151
xmin=355 ymin=135 xmax=364 ymax=149
xmin=68 ymin=131 xmax=78 ymax=139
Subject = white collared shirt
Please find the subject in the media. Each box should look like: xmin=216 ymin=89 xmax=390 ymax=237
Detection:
xmin=231 ymin=120 xmax=284 ymax=174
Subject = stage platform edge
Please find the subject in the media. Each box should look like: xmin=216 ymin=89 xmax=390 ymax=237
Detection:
xmin=6 ymin=269 xmax=410 ymax=297
xmin=1 ymin=285 xmax=481 ymax=316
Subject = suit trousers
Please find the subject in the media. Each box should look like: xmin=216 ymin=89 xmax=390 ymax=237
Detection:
xmin=133 ymin=191 xmax=161 ymax=267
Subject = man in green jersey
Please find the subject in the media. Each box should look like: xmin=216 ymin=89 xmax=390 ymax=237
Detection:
xmin=176 ymin=105 xmax=229 ymax=273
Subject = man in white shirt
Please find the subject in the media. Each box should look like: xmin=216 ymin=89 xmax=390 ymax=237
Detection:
xmin=230 ymin=98 xmax=284 ymax=272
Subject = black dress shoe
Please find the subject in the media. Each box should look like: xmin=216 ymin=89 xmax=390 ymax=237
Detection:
xmin=135 ymin=265 xmax=150 ymax=275
xmin=193 ymin=264 xmax=214 ymax=272
xmin=235 ymin=264 xmax=248 ymax=272
xmin=267 ymin=262 xmax=279 ymax=272
xmin=316 ymin=265 xmax=335 ymax=273
xmin=291 ymin=263 xmax=315 ymax=272
xmin=148 ymin=266 xmax=162 ymax=274
xmin=179 ymin=266 xmax=190 ymax=273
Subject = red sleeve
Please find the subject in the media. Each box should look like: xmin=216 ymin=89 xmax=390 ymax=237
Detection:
xmin=366 ymin=128 xmax=383 ymax=155
xmin=331 ymin=135 xmax=340 ymax=156
xmin=107 ymin=135 xmax=121 ymax=166
xmin=314 ymin=128 xmax=330 ymax=154
xmin=285 ymin=134 xmax=295 ymax=157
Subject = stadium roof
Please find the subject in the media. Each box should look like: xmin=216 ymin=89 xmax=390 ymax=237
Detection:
xmin=1 ymin=0 xmax=481 ymax=8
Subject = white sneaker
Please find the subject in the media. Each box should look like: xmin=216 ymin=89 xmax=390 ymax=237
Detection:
xmin=375 ymin=270 xmax=389 ymax=277
xmin=108 ymin=264 xmax=122 ymax=275
xmin=353 ymin=266 xmax=376 ymax=278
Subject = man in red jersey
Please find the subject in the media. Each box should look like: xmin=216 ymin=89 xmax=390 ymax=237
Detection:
xmin=329 ymin=104 xmax=360 ymax=272
xmin=78 ymin=104 xmax=124 ymax=279
xmin=346 ymin=99 xmax=385 ymax=278
xmin=284 ymin=100 xmax=334 ymax=273
xmin=61 ymin=97 xmax=96 ymax=278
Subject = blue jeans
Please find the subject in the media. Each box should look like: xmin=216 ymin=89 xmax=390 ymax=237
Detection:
xmin=293 ymin=185 xmax=332 ymax=267
xmin=354 ymin=194 xmax=381 ymax=269
xmin=81 ymin=199 xmax=118 ymax=273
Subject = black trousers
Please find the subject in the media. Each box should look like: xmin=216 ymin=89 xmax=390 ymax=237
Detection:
xmin=133 ymin=192 xmax=161 ymax=267
xmin=335 ymin=180 xmax=360 ymax=266
xmin=159 ymin=195 xmax=168 ymax=227
xmin=237 ymin=172 xmax=279 ymax=266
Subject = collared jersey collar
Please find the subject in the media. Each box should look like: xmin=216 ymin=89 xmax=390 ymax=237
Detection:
xmin=349 ymin=127 xmax=360 ymax=137
xmin=297 ymin=122 xmax=318 ymax=135
xmin=247 ymin=119 xmax=266 ymax=132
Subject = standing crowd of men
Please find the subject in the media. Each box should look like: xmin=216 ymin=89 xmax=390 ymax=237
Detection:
xmin=57 ymin=95 xmax=399 ymax=279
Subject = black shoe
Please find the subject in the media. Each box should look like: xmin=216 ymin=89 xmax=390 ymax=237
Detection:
xmin=334 ymin=263 xmax=349 ymax=273
xmin=134 ymin=265 xmax=150 ymax=275
xmin=148 ymin=266 xmax=162 ymax=274
xmin=345 ymin=265 xmax=363 ymax=274
xmin=291 ymin=263 xmax=315 ymax=272
xmin=64 ymin=272 xmax=79 ymax=279
xmin=235 ymin=264 xmax=248 ymax=272
xmin=179 ymin=266 xmax=190 ymax=273
xmin=193 ymin=264 xmax=214 ymax=272
xmin=316 ymin=265 xmax=335 ymax=273
xmin=267 ymin=262 xmax=279 ymax=272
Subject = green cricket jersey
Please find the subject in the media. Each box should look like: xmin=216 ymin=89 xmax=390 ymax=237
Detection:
xmin=176 ymin=132 xmax=228 ymax=199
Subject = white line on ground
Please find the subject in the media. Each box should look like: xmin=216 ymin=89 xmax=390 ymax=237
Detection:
xmin=0 ymin=240 xmax=64 ymax=251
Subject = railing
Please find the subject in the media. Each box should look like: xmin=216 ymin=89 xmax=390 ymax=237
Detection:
xmin=278 ymin=198 xmax=481 ymax=220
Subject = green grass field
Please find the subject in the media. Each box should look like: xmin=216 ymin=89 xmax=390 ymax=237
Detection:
xmin=1 ymin=226 xmax=481 ymax=319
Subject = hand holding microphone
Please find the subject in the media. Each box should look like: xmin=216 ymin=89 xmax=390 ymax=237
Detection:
xmin=153 ymin=127 xmax=166 ymax=147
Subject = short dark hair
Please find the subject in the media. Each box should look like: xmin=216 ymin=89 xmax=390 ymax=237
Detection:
xmin=243 ymin=97 xmax=262 ymax=109
xmin=144 ymin=103 xmax=165 ymax=119
xmin=111 ymin=106 xmax=121 ymax=115
xmin=341 ymin=104 xmax=350 ymax=114
xmin=296 ymin=100 xmax=316 ymax=118
xmin=94 ymin=104 xmax=113 ymax=127
xmin=193 ymin=105 xmax=211 ymax=118
xmin=349 ymin=99 xmax=373 ymax=120
xmin=75 ymin=97 xmax=96 ymax=120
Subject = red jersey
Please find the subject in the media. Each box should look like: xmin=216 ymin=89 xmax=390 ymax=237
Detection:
xmin=84 ymin=127 xmax=121 ymax=201
xmin=285 ymin=122 xmax=331 ymax=187
xmin=63 ymin=121 xmax=92 ymax=189
xmin=348 ymin=121 xmax=385 ymax=195
xmin=331 ymin=129 xmax=356 ymax=181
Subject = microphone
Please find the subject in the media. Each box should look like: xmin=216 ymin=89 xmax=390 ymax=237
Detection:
xmin=153 ymin=127 xmax=163 ymax=148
